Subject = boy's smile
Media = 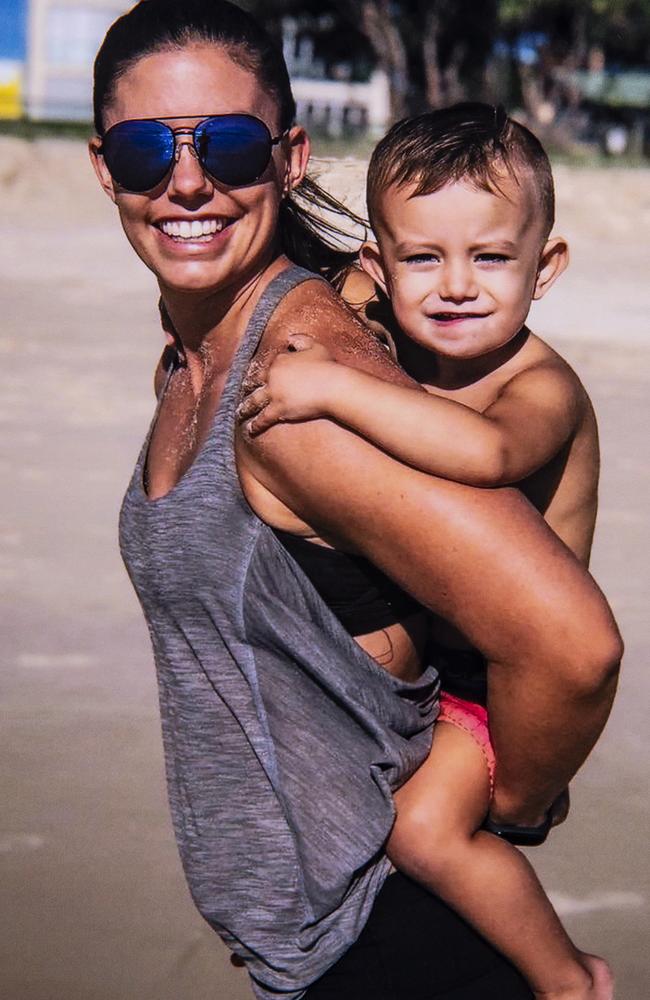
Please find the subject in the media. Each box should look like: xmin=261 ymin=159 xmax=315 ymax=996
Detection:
xmin=364 ymin=173 xmax=565 ymax=370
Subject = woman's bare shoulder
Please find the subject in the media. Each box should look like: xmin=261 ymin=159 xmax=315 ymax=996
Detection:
xmin=263 ymin=275 xmax=416 ymax=389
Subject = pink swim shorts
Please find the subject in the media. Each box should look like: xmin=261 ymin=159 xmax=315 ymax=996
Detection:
xmin=438 ymin=691 xmax=496 ymax=795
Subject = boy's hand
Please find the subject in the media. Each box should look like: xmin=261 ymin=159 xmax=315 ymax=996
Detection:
xmin=238 ymin=334 xmax=340 ymax=435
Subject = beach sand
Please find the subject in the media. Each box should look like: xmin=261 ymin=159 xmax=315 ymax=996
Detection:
xmin=2 ymin=138 xmax=648 ymax=999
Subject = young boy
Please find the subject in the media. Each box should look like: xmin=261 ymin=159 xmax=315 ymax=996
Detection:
xmin=239 ymin=104 xmax=611 ymax=999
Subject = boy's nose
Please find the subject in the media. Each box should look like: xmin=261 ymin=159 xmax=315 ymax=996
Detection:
xmin=438 ymin=260 xmax=479 ymax=302
xmin=167 ymin=135 xmax=214 ymax=199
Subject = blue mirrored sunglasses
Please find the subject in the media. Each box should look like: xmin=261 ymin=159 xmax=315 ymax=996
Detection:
xmin=99 ymin=113 xmax=288 ymax=192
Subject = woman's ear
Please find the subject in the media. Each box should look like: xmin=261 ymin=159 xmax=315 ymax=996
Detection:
xmin=88 ymin=136 xmax=118 ymax=204
xmin=359 ymin=241 xmax=389 ymax=296
xmin=283 ymin=125 xmax=311 ymax=196
xmin=533 ymin=236 xmax=569 ymax=301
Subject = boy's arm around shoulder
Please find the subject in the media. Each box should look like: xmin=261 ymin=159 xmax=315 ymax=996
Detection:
xmin=237 ymin=282 xmax=622 ymax=824
xmin=306 ymin=355 xmax=589 ymax=489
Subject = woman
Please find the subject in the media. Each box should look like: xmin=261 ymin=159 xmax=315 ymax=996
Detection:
xmin=89 ymin=3 xmax=621 ymax=999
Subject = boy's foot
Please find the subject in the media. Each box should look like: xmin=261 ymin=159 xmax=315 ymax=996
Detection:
xmin=534 ymin=954 xmax=613 ymax=1000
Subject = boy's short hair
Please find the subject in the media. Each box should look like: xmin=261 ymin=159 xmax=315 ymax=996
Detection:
xmin=367 ymin=102 xmax=555 ymax=239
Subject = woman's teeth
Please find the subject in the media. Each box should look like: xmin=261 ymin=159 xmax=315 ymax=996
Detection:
xmin=160 ymin=218 xmax=227 ymax=240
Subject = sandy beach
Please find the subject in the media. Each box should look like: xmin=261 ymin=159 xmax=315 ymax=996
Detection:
xmin=2 ymin=137 xmax=649 ymax=999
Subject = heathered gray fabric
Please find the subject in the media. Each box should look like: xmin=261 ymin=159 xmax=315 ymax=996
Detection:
xmin=119 ymin=265 xmax=439 ymax=999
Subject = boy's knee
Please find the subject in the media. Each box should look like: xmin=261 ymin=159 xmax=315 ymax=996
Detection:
xmin=387 ymin=799 xmax=454 ymax=881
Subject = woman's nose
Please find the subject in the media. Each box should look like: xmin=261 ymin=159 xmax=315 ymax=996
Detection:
xmin=167 ymin=135 xmax=213 ymax=200
xmin=438 ymin=260 xmax=479 ymax=302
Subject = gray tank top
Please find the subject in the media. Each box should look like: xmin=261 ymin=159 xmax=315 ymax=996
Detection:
xmin=119 ymin=265 xmax=439 ymax=999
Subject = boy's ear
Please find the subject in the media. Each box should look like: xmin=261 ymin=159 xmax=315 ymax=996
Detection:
xmin=359 ymin=241 xmax=389 ymax=296
xmin=88 ymin=136 xmax=118 ymax=204
xmin=533 ymin=236 xmax=569 ymax=301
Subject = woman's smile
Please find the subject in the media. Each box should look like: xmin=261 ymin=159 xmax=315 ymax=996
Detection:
xmin=153 ymin=213 xmax=237 ymax=252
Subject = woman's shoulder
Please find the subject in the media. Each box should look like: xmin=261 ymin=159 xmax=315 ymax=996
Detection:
xmin=264 ymin=268 xmax=414 ymax=388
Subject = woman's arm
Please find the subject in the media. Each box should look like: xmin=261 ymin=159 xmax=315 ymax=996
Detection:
xmin=239 ymin=342 xmax=583 ymax=488
xmin=237 ymin=282 xmax=622 ymax=824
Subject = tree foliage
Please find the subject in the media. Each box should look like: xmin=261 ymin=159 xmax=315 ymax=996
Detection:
xmin=243 ymin=0 xmax=650 ymax=121
xmin=500 ymin=0 xmax=650 ymax=66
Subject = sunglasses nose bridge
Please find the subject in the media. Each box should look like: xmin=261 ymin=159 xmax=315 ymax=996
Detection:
xmin=173 ymin=131 xmax=200 ymax=164
xmin=167 ymin=130 xmax=214 ymax=197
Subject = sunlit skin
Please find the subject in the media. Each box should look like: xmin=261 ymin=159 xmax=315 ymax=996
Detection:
xmin=89 ymin=43 xmax=310 ymax=494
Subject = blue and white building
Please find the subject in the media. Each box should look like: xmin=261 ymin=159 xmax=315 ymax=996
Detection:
xmin=0 ymin=0 xmax=28 ymax=117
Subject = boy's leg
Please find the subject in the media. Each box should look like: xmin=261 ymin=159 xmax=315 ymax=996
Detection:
xmin=387 ymin=722 xmax=609 ymax=998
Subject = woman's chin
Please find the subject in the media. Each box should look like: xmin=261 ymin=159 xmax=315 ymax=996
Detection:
xmin=156 ymin=265 xmax=230 ymax=295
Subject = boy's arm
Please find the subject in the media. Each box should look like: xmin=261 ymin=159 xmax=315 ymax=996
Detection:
xmin=319 ymin=360 xmax=583 ymax=486
xmin=240 ymin=346 xmax=583 ymax=487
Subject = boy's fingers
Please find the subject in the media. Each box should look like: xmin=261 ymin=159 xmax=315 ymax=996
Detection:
xmin=237 ymin=386 xmax=269 ymax=422
xmin=248 ymin=405 xmax=282 ymax=436
xmin=242 ymin=347 xmax=275 ymax=394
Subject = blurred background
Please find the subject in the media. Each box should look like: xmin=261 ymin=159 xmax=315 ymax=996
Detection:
xmin=1 ymin=2 xmax=649 ymax=999
xmin=2 ymin=0 xmax=650 ymax=156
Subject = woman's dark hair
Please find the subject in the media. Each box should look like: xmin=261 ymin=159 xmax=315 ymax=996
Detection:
xmin=93 ymin=0 xmax=364 ymax=286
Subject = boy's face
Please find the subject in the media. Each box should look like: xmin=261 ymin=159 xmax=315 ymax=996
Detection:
xmin=364 ymin=174 xmax=566 ymax=362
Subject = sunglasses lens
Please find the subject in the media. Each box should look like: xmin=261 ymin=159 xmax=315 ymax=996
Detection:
xmin=102 ymin=120 xmax=174 ymax=192
xmin=197 ymin=114 xmax=273 ymax=186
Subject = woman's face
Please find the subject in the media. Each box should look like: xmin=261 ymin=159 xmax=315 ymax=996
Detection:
xmin=90 ymin=43 xmax=309 ymax=296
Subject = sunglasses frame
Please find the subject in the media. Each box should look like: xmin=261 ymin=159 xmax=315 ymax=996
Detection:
xmin=98 ymin=113 xmax=289 ymax=192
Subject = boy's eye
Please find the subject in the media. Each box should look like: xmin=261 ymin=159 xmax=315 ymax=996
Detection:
xmin=475 ymin=253 xmax=510 ymax=264
xmin=404 ymin=253 xmax=439 ymax=265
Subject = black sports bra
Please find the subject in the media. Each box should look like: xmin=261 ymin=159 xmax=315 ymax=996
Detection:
xmin=274 ymin=529 xmax=488 ymax=705
xmin=273 ymin=529 xmax=423 ymax=636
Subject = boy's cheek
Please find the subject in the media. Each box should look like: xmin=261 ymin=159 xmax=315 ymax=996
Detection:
xmin=391 ymin=270 xmax=435 ymax=302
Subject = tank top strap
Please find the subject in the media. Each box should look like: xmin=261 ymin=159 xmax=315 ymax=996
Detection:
xmin=225 ymin=264 xmax=324 ymax=405
xmin=217 ymin=264 xmax=325 ymax=474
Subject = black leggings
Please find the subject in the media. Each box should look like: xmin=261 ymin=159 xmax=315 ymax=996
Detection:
xmin=304 ymin=872 xmax=534 ymax=999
